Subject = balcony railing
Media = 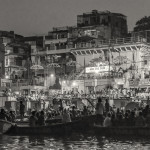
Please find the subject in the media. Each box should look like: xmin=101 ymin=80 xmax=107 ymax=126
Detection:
xmin=11 ymin=79 xmax=44 ymax=87
xmin=73 ymin=36 xmax=147 ymax=49
xmin=31 ymin=36 xmax=149 ymax=55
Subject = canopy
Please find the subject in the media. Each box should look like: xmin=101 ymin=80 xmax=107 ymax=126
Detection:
xmin=125 ymin=102 xmax=139 ymax=110
xmin=30 ymin=65 xmax=44 ymax=70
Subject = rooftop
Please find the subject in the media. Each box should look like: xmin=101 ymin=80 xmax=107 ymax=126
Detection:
xmin=79 ymin=10 xmax=126 ymax=17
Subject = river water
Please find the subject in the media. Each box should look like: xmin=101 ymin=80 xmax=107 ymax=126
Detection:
xmin=0 ymin=133 xmax=150 ymax=150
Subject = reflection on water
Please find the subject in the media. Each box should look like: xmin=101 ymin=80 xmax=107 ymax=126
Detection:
xmin=0 ymin=133 xmax=150 ymax=150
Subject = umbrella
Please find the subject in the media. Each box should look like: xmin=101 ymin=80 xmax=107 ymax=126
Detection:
xmin=47 ymin=63 xmax=60 ymax=68
xmin=30 ymin=65 xmax=44 ymax=70
xmin=113 ymin=56 xmax=131 ymax=65
xmin=125 ymin=102 xmax=139 ymax=110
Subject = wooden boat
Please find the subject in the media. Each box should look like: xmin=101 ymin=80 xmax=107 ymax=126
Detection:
xmin=46 ymin=115 xmax=96 ymax=125
xmin=5 ymin=115 xmax=96 ymax=135
xmin=6 ymin=121 xmax=83 ymax=135
xmin=0 ymin=120 xmax=13 ymax=134
xmin=94 ymin=125 xmax=150 ymax=136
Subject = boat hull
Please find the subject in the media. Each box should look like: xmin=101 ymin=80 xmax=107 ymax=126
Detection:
xmin=0 ymin=120 xmax=13 ymax=134
xmin=7 ymin=120 xmax=90 ymax=135
xmin=94 ymin=125 xmax=150 ymax=136
xmin=6 ymin=115 xmax=96 ymax=135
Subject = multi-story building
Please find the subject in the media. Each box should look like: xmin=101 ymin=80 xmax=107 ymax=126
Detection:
xmin=77 ymin=10 xmax=128 ymax=39
xmin=0 ymin=10 xmax=130 ymax=98
xmin=20 ymin=10 xmax=128 ymax=94
xmin=0 ymin=31 xmax=31 ymax=88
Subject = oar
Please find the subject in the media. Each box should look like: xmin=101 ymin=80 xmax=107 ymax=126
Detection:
xmin=86 ymin=98 xmax=96 ymax=109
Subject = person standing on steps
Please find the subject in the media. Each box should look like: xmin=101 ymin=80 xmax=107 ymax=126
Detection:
xmin=95 ymin=97 xmax=104 ymax=126
xmin=20 ymin=101 xmax=25 ymax=121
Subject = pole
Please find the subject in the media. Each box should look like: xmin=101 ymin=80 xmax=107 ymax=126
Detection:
xmin=84 ymin=57 xmax=86 ymax=96
xmin=108 ymin=45 xmax=111 ymax=102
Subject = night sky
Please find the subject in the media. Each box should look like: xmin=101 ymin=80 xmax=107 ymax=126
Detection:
xmin=0 ymin=0 xmax=149 ymax=36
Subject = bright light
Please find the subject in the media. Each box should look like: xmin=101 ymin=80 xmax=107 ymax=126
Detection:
xmin=51 ymin=74 xmax=54 ymax=77
xmin=5 ymin=75 xmax=9 ymax=79
xmin=63 ymin=81 xmax=66 ymax=84
xmin=95 ymin=70 xmax=99 ymax=74
xmin=72 ymin=82 xmax=77 ymax=86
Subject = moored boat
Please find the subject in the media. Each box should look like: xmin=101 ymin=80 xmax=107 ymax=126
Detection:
xmin=6 ymin=115 xmax=96 ymax=135
xmin=6 ymin=120 xmax=87 ymax=135
xmin=94 ymin=125 xmax=150 ymax=136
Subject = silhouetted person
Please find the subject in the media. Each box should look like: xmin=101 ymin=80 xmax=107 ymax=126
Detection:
xmin=95 ymin=97 xmax=104 ymax=126
xmin=29 ymin=111 xmax=38 ymax=127
xmin=20 ymin=101 xmax=25 ymax=120
xmin=105 ymin=99 xmax=110 ymax=114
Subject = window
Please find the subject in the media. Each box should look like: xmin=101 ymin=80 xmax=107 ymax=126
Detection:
xmin=6 ymin=59 xmax=8 ymax=66
xmin=144 ymin=60 xmax=147 ymax=65
xmin=40 ymin=56 xmax=45 ymax=62
xmin=116 ymin=22 xmax=119 ymax=27
xmin=85 ymin=21 xmax=89 ymax=25
xmin=13 ymin=47 xmax=18 ymax=53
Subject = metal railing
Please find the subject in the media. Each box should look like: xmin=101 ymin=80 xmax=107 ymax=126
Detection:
xmin=74 ymin=36 xmax=147 ymax=49
xmin=31 ymin=35 xmax=150 ymax=54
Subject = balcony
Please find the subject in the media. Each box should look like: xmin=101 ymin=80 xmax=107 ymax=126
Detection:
xmin=72 ymin=36 xmax=146 ymax=50
xmin=11 ymin=78 xmax=45 ymax=87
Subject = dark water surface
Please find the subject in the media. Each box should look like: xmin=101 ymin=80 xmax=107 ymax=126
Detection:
xmin=0 ymin=133 xmax=150 ymax=150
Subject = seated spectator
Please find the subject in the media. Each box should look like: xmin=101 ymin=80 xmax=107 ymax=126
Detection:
xmin=146 ymin=110 xmax=150 ymax=127
xmin=111 ymin=113 xmax=117 ymax=126
xmin=134 ymin=108 xmax=139 ymax=117
xmin=135 ymin=111 xmax=145 ymax=127
xmin=70 ymin=106 xmax=77 ymax=118
xmin=29 ymin=111 xmax=38 ymax=127
xmin=123 ymin=112 xmax=129 ymax=126
xmin=0 ymin=109 xmax=7 ymax=121
xmin=128 ymin=111 xmax=136 ymax=126
xmin=38 ymin=111 xmax=45 ymax=126
xmin=62 ymin=109 xmax=71 ymax=123
xmin=9 ymin=111 xmax=16 ymax=122
xmin=82 ymin=106 xmax=88 ymax=116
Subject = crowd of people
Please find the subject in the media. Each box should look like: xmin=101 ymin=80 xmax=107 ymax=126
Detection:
xmin=1 ymin=97 xmax=150 ymax=128
xmin=95 ymin=97 xmax=150 ymax=127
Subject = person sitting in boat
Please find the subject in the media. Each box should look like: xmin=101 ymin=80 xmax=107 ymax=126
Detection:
xmin=115 ymin=109 xmax=124 ymax=126
xmin=123 ymin=112 xmax=129 ymax=126
xmin=8 ymin=110 xmax=16 ymax=122
xmin=35 ymin=112 xmax=40 ymax=125
xmin=38 ymin=110 xmax=45 ymax=126
xmin=95 ymin=97 xmax=104 ymax=126
xmin=0 ymin=108 xmax=7 ymax=121
xmin=135 ymin=111 xmax=146 ymax=127
xmin=146 ymin=110 xmax=150 ymax=126
xmin=134 ymin=108 xmax=139 ymax=117
xmin=70 ymin=106 xmax=77 ymax=119
xmin=111 ymin=113 xmax=117 ymax=126
xmin=29 ymin=111 xmax=38 ymax=127
xmin=82 ymin=106 xmax=88 ymax=116
xmin=103 ymin=113 xmax=112 ymax=127
xmin=62 ymin=108 xmax=71 ymax=123
xmin=142 ymin=105 xmax=149 ymax=118
xmin=128 ymin=111 xmax=136 ymax=126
